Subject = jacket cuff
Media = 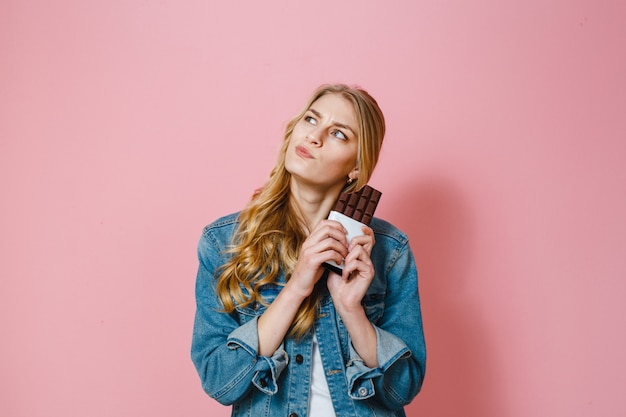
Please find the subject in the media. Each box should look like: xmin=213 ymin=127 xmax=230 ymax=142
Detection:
xmin=250 ymin=347 xmax=289 ymax=394
xmin=345 ymin=325 xmax=412 ymax=400
xmin=226 ymin=316 xmax=289 ymax=395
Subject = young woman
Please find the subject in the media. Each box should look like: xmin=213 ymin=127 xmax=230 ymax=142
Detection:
xmin=191 ymin=84 xmax=426 ymax=417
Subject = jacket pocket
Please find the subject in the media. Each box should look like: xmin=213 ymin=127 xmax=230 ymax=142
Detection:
xmin=235 ymin=284 xmax=281 ymax=324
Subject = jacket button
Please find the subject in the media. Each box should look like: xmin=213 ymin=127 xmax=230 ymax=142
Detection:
xmin=259 ymin=379 xmax=267 ymax=388
xmin=288 ymin=413 xmax=298 ymax=417
xmin=295 ymin=354 xmax=303 ymax=364
xmin=358 ymin=387 xmax=369 ymax=397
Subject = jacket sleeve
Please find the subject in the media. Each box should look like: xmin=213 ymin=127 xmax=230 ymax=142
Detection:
xmin=190 ymin=229 xmax=289 ymax=405
xmin=344 ymin=239 xmax=426 ymax=410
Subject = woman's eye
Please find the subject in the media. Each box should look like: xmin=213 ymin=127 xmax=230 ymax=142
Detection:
xmin=305 ymin=116 xmax=316 ymax=125
xmin=332 ymin=130 xmax=347 ymax=140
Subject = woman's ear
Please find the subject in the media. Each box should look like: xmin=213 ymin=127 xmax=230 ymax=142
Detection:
xmin=348 ymin=167 xmax=359 ymax=182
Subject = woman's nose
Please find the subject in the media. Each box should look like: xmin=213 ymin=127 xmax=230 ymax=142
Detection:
xmin=307 ymin=129 xmax=321 ymax=145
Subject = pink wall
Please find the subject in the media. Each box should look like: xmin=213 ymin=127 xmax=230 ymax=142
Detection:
xmin=1 ymin=1 xmax=625 ymax=416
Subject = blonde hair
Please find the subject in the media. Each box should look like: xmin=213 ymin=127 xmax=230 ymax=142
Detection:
xmin=216 ymin=84 xmax=386 ymax=338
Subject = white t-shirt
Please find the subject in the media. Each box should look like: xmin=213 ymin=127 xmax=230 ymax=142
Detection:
xmin=308 ymin=333 xmax=336 ymax=416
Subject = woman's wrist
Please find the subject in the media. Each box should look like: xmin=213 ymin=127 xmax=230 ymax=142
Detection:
xmin=335 ymin=302 xmax=367 ymax=323
xmin=282 ymin=277 xmax=311 ymax=304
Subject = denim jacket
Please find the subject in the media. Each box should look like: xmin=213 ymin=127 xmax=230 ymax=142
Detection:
xmin=191 ymin=212 xmax=426 ymax=417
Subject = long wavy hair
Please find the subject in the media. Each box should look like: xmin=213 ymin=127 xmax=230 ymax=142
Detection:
xmin=216 ymin=84 xmax=386 ymax=338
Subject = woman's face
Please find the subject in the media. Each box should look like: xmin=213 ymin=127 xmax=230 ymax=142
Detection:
xmin=285 ymin=93 xmax=359 ymax=191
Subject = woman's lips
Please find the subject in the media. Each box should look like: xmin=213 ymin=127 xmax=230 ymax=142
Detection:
xmin=295 ymin=145 xmax=314 ymax=159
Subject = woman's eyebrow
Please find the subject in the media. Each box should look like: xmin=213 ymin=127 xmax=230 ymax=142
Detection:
xmin=308 ymin=108 xmax=323 ymax=118
xmin=308 ymin=108 xmax=357 ymax=136
xmin=334 ymin=121 xmax=357 ymax=136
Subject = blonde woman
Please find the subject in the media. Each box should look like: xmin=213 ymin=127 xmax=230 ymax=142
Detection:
xmin=191 ymin=84 xmax=426 ymax=417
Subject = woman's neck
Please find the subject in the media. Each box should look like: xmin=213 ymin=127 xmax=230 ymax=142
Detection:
xmin=289 ymin=180 xmax=344 ymax=233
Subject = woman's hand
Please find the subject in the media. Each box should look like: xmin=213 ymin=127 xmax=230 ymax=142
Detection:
xmin=326 ymin=225 xmax=376 ymax=315
xmin=287 ymin=220 xmax=349 ymax=298
xmin=258 ymin=219 xmax=348 ymax=356
xmin=326 ymin=225 xmax=379 ymax=367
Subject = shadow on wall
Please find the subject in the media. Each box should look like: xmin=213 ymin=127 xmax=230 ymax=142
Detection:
xmin=390 ymin=178 xmax=506 ymax=417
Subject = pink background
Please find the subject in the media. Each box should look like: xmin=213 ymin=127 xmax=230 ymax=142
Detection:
xmin=1 ymin=1 xmax=625 ymax=416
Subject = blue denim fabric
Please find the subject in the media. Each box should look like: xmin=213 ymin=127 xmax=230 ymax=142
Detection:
xmin=191 ymin=212 xmax=426 ymax=417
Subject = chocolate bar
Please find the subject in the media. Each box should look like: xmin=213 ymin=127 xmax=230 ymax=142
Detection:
xmin=331 ymin=185 xmax=382 ymax=226
xmin=323 ymin=185 xmax=382 ymax=274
